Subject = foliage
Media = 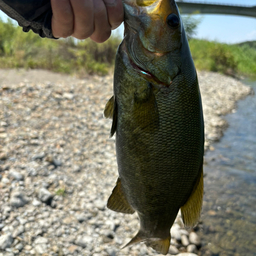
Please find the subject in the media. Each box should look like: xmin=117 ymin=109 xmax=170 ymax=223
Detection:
xmin=189 ymin=39 xmax=256 ymax=77
xmin=182 ymin=15 xmax=201 ymax=40
xmin=0 ymin=18 xmax=120 ymax=76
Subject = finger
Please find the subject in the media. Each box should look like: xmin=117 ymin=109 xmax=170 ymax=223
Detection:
xmin=70 ymin=0 xmax=94 ymax=39
xmin=103 ymin=0 xmax=124 ymax=30
xmin=51 ymin=0 xmax=74 ymax=38
xmin=90 ymin=0 xmax=112 ymax=43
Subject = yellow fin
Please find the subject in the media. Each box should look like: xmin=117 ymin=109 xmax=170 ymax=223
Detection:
xmin=145 ymin=236 xmax=170 ymax=255
xmin=104 ymin=95 xmax=115 ymax=119
xmin=181 ymin=165 xmax=204 ymax=227
xmin=107 ymin=178 xmax=135 ymax=214
xmin=123 ymin=231 xmax=170 ymax=255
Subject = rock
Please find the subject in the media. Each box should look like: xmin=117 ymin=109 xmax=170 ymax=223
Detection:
xmin=34 ymin=237 xmax=48 ymax=244
xmin=63 ymin=92 xmax=74 ymax=100
xmin=171 ymin=225 xmax=181 ymax=241
xmin=76 ymin=213 xmax=87 ymax=223
xmin=0 ymin=152 xmax=8 ymax=160
xmin=38 ymin=188 xmax=53 ymax=204
xmin=32 ymin=153 xmax=45 ymax=161
xmin=75 ymin=235 xmax=93 ymax=248
xmin=0 ymin=234 xmax=13 ymax=250
xmin=169 ymin=245 xmax=179 ymax=255
xmin=12 ymin=225 xmax=25 ymax=237
xmin=189 ymin=232 xmax=201 ymax=246
xmin=102 ymin=230 xmax=115 ymax=243
xmin=177 ymin=253 xmax=198 ymax=256
xmin=34 ymin=244 xmax=47 ymax=254
xmin=8 ymin=170 xmax=24 ymax=181
xmin=32 ymin=199 xmax=41 ymax=206
xmin=181 ymin=234 xmax=189 ymax=246
xmin=187 ymin=244 xmax=197 ymax=253
xmin=94 ymin=200 xmax=105 ymax=210
xmin=10 ymin=191 xmax=28 ymax=208
xmin=1 ymin=177 xmax=10 ymax=184
xmin=15 ymin=243 xmax=24 ymax=251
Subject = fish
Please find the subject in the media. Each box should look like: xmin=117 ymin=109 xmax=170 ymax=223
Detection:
xmin=104 ymin=0 xmax=204 ymax=254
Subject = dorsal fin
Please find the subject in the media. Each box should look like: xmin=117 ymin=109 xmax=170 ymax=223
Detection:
xmin=181 ymin=164 xmax=204 ymax=227
xmin=107 ymin=178 xmax=134 ymax=214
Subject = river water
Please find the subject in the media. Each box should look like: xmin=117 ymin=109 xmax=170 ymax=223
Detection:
xmin=199 ymin=80 xmax=256 ymax=256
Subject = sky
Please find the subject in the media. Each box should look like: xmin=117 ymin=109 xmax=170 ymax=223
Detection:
xmin=177 ymin=0 xmax=256 ymax=44
xmin=0 ymin=0 xmax=256 ymax=44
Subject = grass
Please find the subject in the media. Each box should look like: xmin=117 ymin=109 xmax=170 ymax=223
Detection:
xmin=55 ymin=188 xmax=66 ymax=196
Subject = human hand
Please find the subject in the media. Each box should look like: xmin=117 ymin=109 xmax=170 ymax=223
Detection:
xmin=51 ymin=0 xmax=124 ymax=42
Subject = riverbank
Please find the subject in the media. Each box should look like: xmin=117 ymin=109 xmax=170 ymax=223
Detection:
xmin=0 ymin=69 xmax=253 ymax=256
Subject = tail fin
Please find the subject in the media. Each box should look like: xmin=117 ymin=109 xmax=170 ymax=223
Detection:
xmin=122 ymin=231 xmax=170 ymax=255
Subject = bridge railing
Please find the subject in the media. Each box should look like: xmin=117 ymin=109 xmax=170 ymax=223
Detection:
xmin=176 ymin=0 xmax=253 ymax=8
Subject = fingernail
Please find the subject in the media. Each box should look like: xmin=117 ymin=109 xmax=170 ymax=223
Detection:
xmin=103 ymin=0 xmax=116 ymax=6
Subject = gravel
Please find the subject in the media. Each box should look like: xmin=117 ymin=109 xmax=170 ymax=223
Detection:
xmin=0 ymin=69 xmax=252 ymax=256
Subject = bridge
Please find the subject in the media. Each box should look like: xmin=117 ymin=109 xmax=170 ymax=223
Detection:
xmin=176 ymin=1 xmax=256 ymax=18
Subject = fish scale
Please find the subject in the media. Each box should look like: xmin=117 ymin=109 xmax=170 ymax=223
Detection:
xmin=104 ymin=0 xmax=204 ymax=254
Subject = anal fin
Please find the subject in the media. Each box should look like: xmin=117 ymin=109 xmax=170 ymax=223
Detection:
xmin=107 ymin=178 xmax=134 ymax=214
xmin=181 ymin=164 xmax=204 ymax=227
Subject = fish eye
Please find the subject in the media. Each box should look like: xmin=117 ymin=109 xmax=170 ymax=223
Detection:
xmin=166 ymin=13 xmax=180 ymax=28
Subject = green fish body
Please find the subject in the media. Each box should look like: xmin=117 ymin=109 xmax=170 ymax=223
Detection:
xmin=104 ymin=0 xmax=204 ymax=254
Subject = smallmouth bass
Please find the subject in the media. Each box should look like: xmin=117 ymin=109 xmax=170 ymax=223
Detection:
xmin=104 ymin=0 xmax=204 ymax=254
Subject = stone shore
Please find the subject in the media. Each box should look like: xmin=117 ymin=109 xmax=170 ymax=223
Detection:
xmin=0 ymin=69 xmax=253 ymax=256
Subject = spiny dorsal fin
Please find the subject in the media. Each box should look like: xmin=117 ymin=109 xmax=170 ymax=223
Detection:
xmin=107 ymin=178 xmax=134 ymax=214
xmin=123 ymin=231 xmax=170 ymax=255
xmin=181 ymin=164 xmax=204 ymax=227
xmin=104 ymin=95 xmax=117 ymax=137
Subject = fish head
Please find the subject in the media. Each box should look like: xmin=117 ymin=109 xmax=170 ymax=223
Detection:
xmin=121 ymin=0 xmax=193 ymax=86
xmin=124 ymin=0 xmax=182 ymax=53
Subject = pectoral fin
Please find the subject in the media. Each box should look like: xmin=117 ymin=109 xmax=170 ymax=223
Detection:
xmin=104 ymin=95 xmax=117 ymax=137
xmin=107 ymin=178 xmax=135 ymax=214
xmin=181 ymin=165 xmax=204 ymax=227
xmin=104 ymin=95 xmax=115 ymax=119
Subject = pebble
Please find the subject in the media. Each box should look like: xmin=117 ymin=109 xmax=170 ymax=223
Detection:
xmin=189 ymin=232 xmax=201 ymax=246
xmin=181 ymin=234 xmax=190 ymax=246
xmin=187 ymin=244 xmax=197 ymax=253
xmin=8 ymin=170 xmax=24 ymax=181
xmin=37 ymin=188 xmax=53 ymax=204
xmin=75 ymin=235 xmax=93 ymax=248
xmin=10 ymin=191 xmax=28 ymax=208
xmin=169 ymin=245 xmax=179 ymax=254
xmin=0 ymin=69 xmax=251 ymax=256
xmin=177 ymin=253 xmax=198 ymax=256
xmin=12 ymin=225 xmax=25 ymax=237
xmin=0 ymin=234 xmax=13 ymax=250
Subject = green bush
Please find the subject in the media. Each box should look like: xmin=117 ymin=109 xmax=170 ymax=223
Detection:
xmin=189 ymin=39 xmax=256 ymax=77
xmin=0 ymin=18 xmax=120 ymax=76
